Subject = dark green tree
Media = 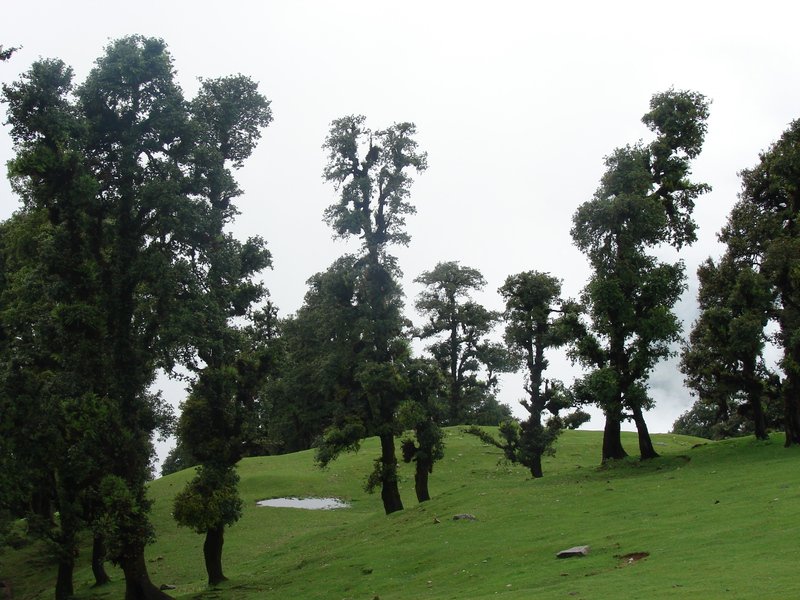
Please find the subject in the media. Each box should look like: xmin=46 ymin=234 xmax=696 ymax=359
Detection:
xmin=1 ymin=36 xmax=233 ymax=599
xmin=570 ymin=89 xmax=710 ymax=461
xmin=1 ymin=58 xmax=118 ymax=596
xmin=499 ymin=271 xmax=588 ymax=477
xmin=316 ymin=114 xmax=426 ymax=514
xmin=415 ymin=261 xmax=512 ymax=424
xmin=680 ymin=255 xmax=774 ymax=440
xmin=397 ymin=357 xmax=446 ymax=502
xmin=266 ymin=257 xmax=364 ymax=454
xmin=171 ymin=74 xmax=273 ymax=586
xmin=731 ymin=120 xmax=800 ymax=445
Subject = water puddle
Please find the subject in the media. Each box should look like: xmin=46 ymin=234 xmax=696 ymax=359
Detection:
xmin=256 ymin=497 xmax=350 ymax=510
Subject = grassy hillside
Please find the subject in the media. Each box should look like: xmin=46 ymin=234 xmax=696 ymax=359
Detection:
xmin=3 ymin=429 xmax=799 ymax=599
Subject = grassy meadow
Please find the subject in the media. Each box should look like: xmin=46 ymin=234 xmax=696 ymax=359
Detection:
xmin=3 ymin=429 xmax=799 ymax=599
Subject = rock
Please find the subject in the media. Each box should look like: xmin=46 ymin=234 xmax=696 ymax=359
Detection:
xmin=433 ymin=517 xmax=441 ymax=524
xmin=452 ymin=513 xmax=477 ymax=521
xmin=556 ymin=545 xmax=590 ymax=558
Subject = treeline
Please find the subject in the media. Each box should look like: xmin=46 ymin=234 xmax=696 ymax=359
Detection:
xmin=1 ymin=36 xmax=798 ymax=599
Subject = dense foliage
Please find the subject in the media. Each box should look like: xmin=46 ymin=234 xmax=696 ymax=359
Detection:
xmin=4 ymin=36 xmax=800 ymax=598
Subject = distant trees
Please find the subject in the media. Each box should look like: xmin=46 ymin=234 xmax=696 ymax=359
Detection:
xmin=570 ymin=89 xmax=711 ymax=462
xmin=415 ymin=261 xmax=512 ymax=424
xmin=314 ymin=115 xmax=427 ymax=514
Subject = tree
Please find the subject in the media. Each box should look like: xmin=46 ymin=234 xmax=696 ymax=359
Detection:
xmin=1 ymin=59 xmax=119 ymax=596
xmin=2 ymin=36 xmax=227 ymax=599
xmin=680 ymin=255 xmax=774 ymax=440
xmin=570 ymin=89 xmax=710 ymax=461
xmin=171 ymin=74 xmax=273 ymax=586
xmin=499 ymin=271 xmax=588 ymax=477
xmin=0 ymin=45 xmax=19 ymax=61
xmin=266 ymin=257 xmax=364 ymax=454
xmin=397 ymin=358 xmax=446 ymax=502
xmin=732 ymin=120 xmax=800 ymax=446
xmin=415 ymin=261 xmax=512 ymax=424
xmin=316 ymin=114 xmax=426 ymax=514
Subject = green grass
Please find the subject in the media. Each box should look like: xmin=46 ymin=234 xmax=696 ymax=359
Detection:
xmin=3 ymin=429 xmax=800 ymax=599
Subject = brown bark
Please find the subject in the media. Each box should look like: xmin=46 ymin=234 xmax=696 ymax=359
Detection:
xmin=529 ymin=453 xmax=543 ymax=479
xmin=414 ymin=459 xmax=431 ymax=503
xmin=784 ymin=376 xmax=800 ymax=446
xmin=55 ymin=553 xmax=74 ymax=600
xmin=379 ymin=432 xmax=403 ymax=514
xmin=203 ymin=525 xmax=228 ymax=586
xmin=631 ymin=405 xmax=659 ymax=460
xmin=601 ymin=411 xmax=627 ymax=462
xmin=91 ymin=534 xmax=111 ymax=586
xmin=120 ymin=550 xmax=173 ymax=600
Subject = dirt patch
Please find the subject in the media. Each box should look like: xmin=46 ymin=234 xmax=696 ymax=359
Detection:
xmin=617 ymin=552 xmax=650 ymax=565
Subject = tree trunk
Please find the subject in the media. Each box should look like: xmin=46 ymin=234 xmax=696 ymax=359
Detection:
xmin=414 ymin=459 xmax=431 ymax=503
xmin=631 ymin=405 xmax=659 ymax=460
xmin=120 ymin=550 xmax=173 ymax=600
xmin=601 ymin=411 xmax=627 ymax=462
xmin=529 ymin=453 xmax=543 ymax=479
xmin=203 ymin=525 xmax=228 ymax=586
xmin=784 ymin=376 xmax=800 ymax=446
xmin=744 ymin=361 xmax=768 ymax=441
xmin=379 ymin=432 xmax=403 ymax=514
xmin=55 ymin=552 xmax=74 ymax=600
xmin=92 ymin=534 xmax=111 ymax=586
xmin=752 ymin=399 xmax=768 ymax=440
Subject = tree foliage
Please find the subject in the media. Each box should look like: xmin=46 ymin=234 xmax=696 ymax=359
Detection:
xmin=397 ymin=358 xmax=446 ymax=502
xmin=0 ymin=36 xmax=273 ymax=599
xmin=314 ymin=115 xmax=427 ymax=514
xmin=415 ymin=261 xmax=512 ymax=424
xmin=499 ymin=271 xmax=589 ymax=477
xmin=170 ymin=74 xmax=273 ymax=585
xmin=680 ymin=254 xmax=775 ymax=440
xmin=729 ymin=119 xmax=800 ymax=445
xmin=570 ymin=88 xmax=710 ymax=461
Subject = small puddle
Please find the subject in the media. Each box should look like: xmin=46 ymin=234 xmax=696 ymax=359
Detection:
xmin=256 ymin=497 xmax=350 ymax=510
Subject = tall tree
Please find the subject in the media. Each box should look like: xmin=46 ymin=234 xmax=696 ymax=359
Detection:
xmin=316 ymin=114 xmax=426 ymax=514
xmin=171 ymin=75 xmax=273 ymax=586
xmin=731 ymin=120 xmax=800 ymax=446
xmin=570 ymin=89 xmax=710 ymax=461
xmin=681 ymin=255 xmax=774 ymax=440
xmin=2 ymin=59 xmax=119 ymax=597
xmin=75 ymin=36 xmax=196 ymax=599
xmin=499 ymin=271 xmax=587 ymax=477
xmin=267 ymin=257 xmax=364 ymax=454
xmin=415 ymin=261 xmax=511 ymax=424
xmin=1 ymin=36 xmax=230 ymax=599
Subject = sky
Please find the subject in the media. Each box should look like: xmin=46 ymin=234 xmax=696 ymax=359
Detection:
xmin=3 ymin=1 xmax=800 ymax=464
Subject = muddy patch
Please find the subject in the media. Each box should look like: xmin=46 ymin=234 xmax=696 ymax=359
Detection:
xmin=617 ymin=552 xmax=650 ymax=565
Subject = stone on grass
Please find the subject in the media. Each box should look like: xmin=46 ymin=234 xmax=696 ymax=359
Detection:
xmin=556 ymin=545 xmax=590 ymax=558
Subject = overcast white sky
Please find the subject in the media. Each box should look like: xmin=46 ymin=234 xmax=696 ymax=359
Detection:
xmin=3 ymin=1 xmax=800 ymax=459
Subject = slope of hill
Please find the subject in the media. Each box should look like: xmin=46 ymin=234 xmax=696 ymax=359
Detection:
xmin=4 ymin=429 xmax=799 ymax=599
